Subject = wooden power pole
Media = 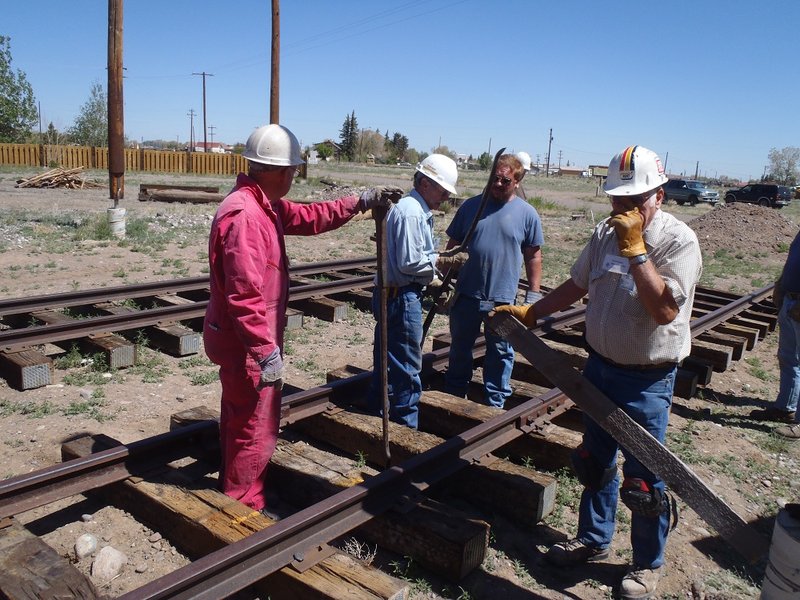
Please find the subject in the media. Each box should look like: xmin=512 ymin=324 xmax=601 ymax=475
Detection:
xmin=107 ymin=0 xmax=124 ymax=205
xmin=270 ymin=0 xmax=280 ymax=124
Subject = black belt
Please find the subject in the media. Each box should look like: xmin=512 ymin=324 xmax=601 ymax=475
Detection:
xmin=589 ymin=348 xmax=677 ymax=372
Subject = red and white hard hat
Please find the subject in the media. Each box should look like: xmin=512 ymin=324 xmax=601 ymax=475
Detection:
xmin=603 ymin=145 xmax=667 ymax=196
xmin=416 ymin=154 xmax=458 ymax=195
xmin=243 ymin=124 xmax=305 ymax=167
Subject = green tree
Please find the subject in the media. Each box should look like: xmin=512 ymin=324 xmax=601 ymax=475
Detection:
xmin=385 ymin=132 xmax=409 ymax=163
xmin=477 ymin=152 xmax=492 ymax=169
xmin=69 ymin=82 xmax=107 ymax=146
xmin=767 ymin=147 xmax=800 ymax=185
xmin=339 ymin=110 xmax=358 ymax=161
xmin=0 ymin=36 xmax=38 ymax=143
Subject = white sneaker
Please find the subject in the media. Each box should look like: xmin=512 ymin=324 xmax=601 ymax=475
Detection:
xmin=620 ymin=565 xmax=663 ymax=599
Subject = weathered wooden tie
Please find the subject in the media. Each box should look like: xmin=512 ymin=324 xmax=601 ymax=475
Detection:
xmin=62 ymin=434 xmax=408 ymax=600
xmin=289 ymin=408 xmax=557 ymax=525
xmin=0 ymin=517 xmax=100 ymax=600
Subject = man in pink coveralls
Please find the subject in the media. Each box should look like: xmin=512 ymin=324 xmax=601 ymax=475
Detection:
xmin=204 ymin=124 xmax=398 ymax=514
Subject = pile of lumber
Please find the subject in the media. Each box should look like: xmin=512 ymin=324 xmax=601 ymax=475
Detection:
xmin=15 ymin=167 xmax=104 ymax=189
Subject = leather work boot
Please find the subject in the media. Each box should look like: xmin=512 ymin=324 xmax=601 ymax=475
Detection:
xmin=749 ymin=407 xmax=795 ymax=423
xmin=545 ymin=537 xmax=609 ymax=566
xmin=619 ymin=565 xmax=663 ymax=599
xmin=775 ymin=423 xmax=800 ymax=441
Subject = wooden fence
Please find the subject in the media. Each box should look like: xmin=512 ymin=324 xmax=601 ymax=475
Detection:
xmin=0 ymin=143 xmax=249 ymax=176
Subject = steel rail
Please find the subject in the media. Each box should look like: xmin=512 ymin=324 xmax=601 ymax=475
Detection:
xmin=119 ymin=389 xmax=571 ymax=600
xmin=0 ymin=256 xmax=376 ymax=318
xmin=0 ymin=285 xmax=778 ymax=597
xmin=689 ymin=284 xmax=774 ymax=336
xmin=0 ymin=274 xmax=375 ymax=352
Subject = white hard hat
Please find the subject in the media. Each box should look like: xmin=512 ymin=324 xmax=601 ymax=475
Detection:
xmin=603 ymin=145 xmax=667 ymax=196
xmin=243 ymin=124 xmax=305 ymax=167
xmin=516 ymin=151 xmax=532 ymax=172
xmin=416 ymin=154 xmax=458 ymax=195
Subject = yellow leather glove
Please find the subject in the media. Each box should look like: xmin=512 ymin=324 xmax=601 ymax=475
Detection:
xmin=609 ymin=208 xmax=646 ymax=258
xmin=492 ymin=304 xmax=537 ymax=328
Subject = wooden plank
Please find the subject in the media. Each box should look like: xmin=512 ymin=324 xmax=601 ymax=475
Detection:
xmin=0 ymin=349 xmax=53 ymax=390
xmin=30 ymin=309 xmax=136 ymax=368
xmin=418 ymin=390 xmax=579 ymax=470
xmin=679 ymin=357 xmax=714 ymax=386
xmin=674 ymin=368 xmax=698 ymax=399
xmin=489 ymin=312 xmax=770 ymax=563
xmin=289 ymin=408 xmax=556 ymax=525
xmin=0 ymin=517 xmax=99 ymax=599
xmin=62 ymin=435 xmax=408 ymax=600
xmin=690 ymin=340 xmax=733 ymax=372
xmin=171 ymin=406 xmax=488 ymax=581
xmin=93 ymin=302 xmax=200 ymax=356
xmin=696 ymin=331 xmax=746 ymax=361
xmin=272 ymin=438 xmax=489 ymax=582
xmin=712 ymin=323 xmax=759 ymax=351
xmin=289 ymin=297 xmax=349 ymax=322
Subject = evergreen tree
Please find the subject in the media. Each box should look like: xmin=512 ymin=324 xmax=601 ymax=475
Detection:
xmin=339 ymin=110 xmax=358 ymax=161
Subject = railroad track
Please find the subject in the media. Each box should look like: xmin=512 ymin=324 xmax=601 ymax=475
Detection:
xmin=0 ymin=283 xmax=779 ymax=598
xmin=0 ymin=256 xmax=379 ymax=390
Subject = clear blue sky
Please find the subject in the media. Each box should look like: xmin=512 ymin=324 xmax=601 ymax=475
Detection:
xmin=3 ymin=0 xmax=797 ymax=181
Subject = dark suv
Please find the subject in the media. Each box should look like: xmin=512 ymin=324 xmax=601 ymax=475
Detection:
xmin=663 ymin=179 xmax=719 ymax=205
xmin=724 ymin=184 xmax=792 ymax=209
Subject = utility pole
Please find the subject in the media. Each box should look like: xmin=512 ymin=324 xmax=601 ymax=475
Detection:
xmin=187 ymin=109 xmax=195 ymax=151
xmin=487 ymin=137 xmax=492 ymax=157
xmin=545 ymin=128 xmax=553 ymax=178
xmin=557 ymin=150 xmax=563 ymax=169
xmin=192 ymin=71 xmax=214 ymax=152
xmin=270 ymin=0 xmax=280 ymax=123
xmin=694 ymin=161 xmax=699 ymax=180
xmin=107 ymin=0 xmax=124 ymax=206
xmin=208 ymin=125 xmax=216 ymax=147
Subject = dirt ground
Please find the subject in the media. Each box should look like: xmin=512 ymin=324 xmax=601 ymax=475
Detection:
xmin=0 ymin=167 xmax=799 ymax=599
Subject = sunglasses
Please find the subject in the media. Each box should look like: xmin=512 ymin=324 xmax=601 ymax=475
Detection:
xmin=492 ymin=175 xmax=513 ymax=185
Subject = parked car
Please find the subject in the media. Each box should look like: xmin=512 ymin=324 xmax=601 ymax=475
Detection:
xmin=723 ymin=183 xmax=792 ymax=209
xmin=663 ymin=179 xmax=719 ymax=205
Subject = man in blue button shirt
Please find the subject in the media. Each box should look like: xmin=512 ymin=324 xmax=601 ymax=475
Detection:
xmin=367 ymin=154 xmax=467 ymax=428
xmin=763 ymin=229 xmax=800 ymax=439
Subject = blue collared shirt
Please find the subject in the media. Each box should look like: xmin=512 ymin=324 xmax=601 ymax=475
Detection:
xmin=384 ymin=189 xmax=438 ymax=287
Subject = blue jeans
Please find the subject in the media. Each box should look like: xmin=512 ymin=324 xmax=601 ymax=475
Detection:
xmin=367 ymin=285 xmax=423 ymax=429
xmin=577 ymin=354 xmax=675 ymax=569
xmin=445 ymin=295 xmax=514 ymax=408
xmin=776 ymin=298 xmax=800 ymax=419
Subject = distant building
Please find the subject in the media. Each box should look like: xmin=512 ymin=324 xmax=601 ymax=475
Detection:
xmin=558 ymin=166 xmax=589 ymax=178
xmin=193 ymin=142 xmax=231 ymax=154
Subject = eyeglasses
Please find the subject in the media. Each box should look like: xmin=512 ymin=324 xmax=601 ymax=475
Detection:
xmin=492 ymin=175 xmax=513 ymax=185
xmin=613 ymin=190 xmax=654 ymax=205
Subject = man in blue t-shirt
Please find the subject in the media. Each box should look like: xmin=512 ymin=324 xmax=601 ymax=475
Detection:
xmin=444 ymin=153 xmax=544 ymax=407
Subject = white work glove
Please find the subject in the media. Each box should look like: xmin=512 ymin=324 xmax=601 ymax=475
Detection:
xmin=437 ymin=251 xmax=469 ymax=271
xmin=524 ymin=290 xmax=543 ymax=304
xmin=258 ymin=348 xmax=284 ymax=390
xmin=359 ymin=186 xmax=404 ymax=212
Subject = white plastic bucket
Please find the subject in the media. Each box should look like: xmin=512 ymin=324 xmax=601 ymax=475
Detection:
xmin=761 ymin=508 xmax=800 ymax=599
xmin=107 ymin=207 xmax=126 ymax=238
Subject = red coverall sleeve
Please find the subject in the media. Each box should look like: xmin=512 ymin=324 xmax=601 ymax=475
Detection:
xmin=218 ymin=209 xmax=279 ymax=361
xmin=278 ymin=196 xmax=361 ymax=235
